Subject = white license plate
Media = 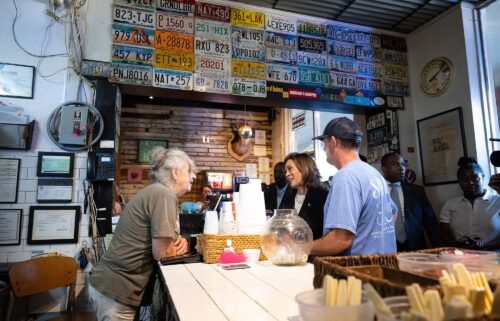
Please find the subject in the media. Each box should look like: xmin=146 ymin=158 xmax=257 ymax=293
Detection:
xmin=328 ymin=55 xmax=357 ymax=74
xmin=366 ymin=113 xmax=385 ymax=131
xmin=265 ymin=31 xmax=297 ymax=50
xmin=156 ymin=0 xmax=195 ymax=14
xmin=195 ymin=36 xmax=231 ymax=58
xmin=298 ymin=67 xmax=329 ymax=86
xmin=153 ymin=68 xmax=193 ymax=90
xmin=156 ymin=11 xmax=194 ymax=35
xmin=355 ymin=32 xmax=381 ymax=47
xmin=109 ymin=63 xmax=152 ymax=85
xmin=382 ymin=49 xmax=408 ymax=65
xmin=265 ymin=48 xmax=297 ymax=65
xmin=357 ymin=61 xmax=383 ymax=78
xmin=387 ymin=96 xmax=404 ymax=108
xmin=195 ymin=19 xmax=230 ymax=39
xmin=297 ymin=51 xmax=327 ymax=69
xmin=231 ymin=26 xmax=264 ymax=45
xmin=195 ymin=56 xmax=230 ymax=74
xmin=265 ymin=14 xmax=296 ymax=35
xmin=232 ymin=42 xmax=265 ymax=62
xmin=194 ymin=73 xmax=231 ymax=94
xmin=267 ymin=64 xmax=298 ymax=84
xmin=328 ymin=40 xmax=355 ymax=57
xmin=298 ymin=36 xmax=326 ymax=54
xmin=113 ymin=6 xmax=155 ymax=28
xmin=383 ymin=64 xmax=409 ymax=83
xmin=356 ymin=46 xmax=382 ymax=62
xmin=356 ymin=76 xmax=382 ymax=92
xmin=383 ymin=81 xmax=409 ymax=96
xmin=232 ymin=77 xmax=266 ymax=97
xmin=112 ymin=44 xmax=153 ymax=65
xmin=329 ymin=71 xmax=356 ymax=90
xmin=114 ymin=0 xmax=154 ymax=10
xmin=112 ymin=23 xmax=155 ymax=47
xmin=326 ymin=25 xmax=354 ymax=42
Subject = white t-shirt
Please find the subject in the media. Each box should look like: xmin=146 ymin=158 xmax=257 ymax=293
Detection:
xmin=294 ymin=193 xmax=306 ymax=214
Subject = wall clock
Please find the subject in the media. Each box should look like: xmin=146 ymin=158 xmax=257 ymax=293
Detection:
xmin=420 ymin=57 xmax=454 ymax=96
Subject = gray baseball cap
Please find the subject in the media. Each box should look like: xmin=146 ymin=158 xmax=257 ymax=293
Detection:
xmin=312 ymin=117 xmax=363 ymax=142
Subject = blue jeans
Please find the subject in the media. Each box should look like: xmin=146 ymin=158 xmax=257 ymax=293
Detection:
xmin=88 ymin=284 xmax=137 ymax=321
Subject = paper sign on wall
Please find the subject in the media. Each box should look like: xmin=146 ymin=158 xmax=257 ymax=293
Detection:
xmin=253 ymin=145 xmax=267 ymax=156
xmin=245 ymin=163 xmax=257 ymax=178
xmin=258 ymin=157 xmax=269 ymax=172
xmin=255 ymin=130 xmax=266 ymax=145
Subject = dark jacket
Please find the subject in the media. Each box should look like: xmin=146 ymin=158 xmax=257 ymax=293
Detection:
xmin=401 ymin=182 xmax=442 ymax=250
xmin=264 ymin=183 xmax=294 ymax=211
xmin=279 ymin=186 xmax=329 ymax=240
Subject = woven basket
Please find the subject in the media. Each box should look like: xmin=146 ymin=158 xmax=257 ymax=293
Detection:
xmin=197 ymin=234 xmax=265 ymax=263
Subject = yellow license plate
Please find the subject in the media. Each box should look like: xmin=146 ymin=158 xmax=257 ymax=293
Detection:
xmin=155 ymin=30 xmax=194 ymax=54
xmin=230 ymin=8 xmax=264 ymax=29
xmin=231 ymin=60 xmax=266 ymax=80
xmin=154 ymin=50 xmax=194 ymax=71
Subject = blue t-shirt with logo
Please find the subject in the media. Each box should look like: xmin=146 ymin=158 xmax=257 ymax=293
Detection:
xmin=323 ymin=160 xmax=397 ymax=255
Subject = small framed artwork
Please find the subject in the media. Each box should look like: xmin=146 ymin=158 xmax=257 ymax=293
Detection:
xmin=28 ymin=206 xmax=80 ymax=244
xmin=0 ymin=158 xmax=20 ymax=203
xmin=0 ymin=63 xmax=35 ymax=99
xmin=0 ymin=209 xmax=22 ymax=245
xmin=37 ymin=152 xmax=74 ymax=177
xmin=138 ymin=139 xmax=168 ymax=164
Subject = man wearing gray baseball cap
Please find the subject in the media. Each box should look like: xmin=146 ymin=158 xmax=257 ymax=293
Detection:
xmin=311 ymin=117 xmax=397 ymax=256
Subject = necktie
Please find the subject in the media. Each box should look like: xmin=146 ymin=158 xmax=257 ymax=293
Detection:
xmin=390 ymin=184 xmax=407 ymax=243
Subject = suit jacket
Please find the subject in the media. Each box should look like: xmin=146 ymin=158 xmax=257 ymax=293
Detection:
xmin=264 ymin=183 xmax=293 ymax=211
xmin=401 ymin=182 xmax=442 ymax=250
xmin=279 ymin=186 xmax=329 ymax=240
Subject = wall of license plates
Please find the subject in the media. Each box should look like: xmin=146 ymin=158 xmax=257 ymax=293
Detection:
xmin=109 ymin=0 xmax=409 ymax=103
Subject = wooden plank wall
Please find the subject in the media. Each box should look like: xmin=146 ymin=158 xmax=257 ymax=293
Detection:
xmin=119 ymin=104 xmax=272 ymax=204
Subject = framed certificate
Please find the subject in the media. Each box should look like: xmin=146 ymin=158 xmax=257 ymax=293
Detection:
xmin=27 ymin=206 xmax=80 ymax=244
xmin=0 ymin=209 xmax=22 ymax=245
xmin=0 ymin=63 xmax=35 ymax=99
xmin=0 ymin=158 xmax=20 ymax=203
xmin=37 ymin=152 xmax=74 ymax=177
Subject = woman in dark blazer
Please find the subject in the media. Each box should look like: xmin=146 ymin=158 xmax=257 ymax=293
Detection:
xmin=279 ymin=153 xmax=329 ymax=240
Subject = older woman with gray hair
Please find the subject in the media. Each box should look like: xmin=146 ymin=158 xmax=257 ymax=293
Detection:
xmin=89 ymin=147 xmax=197 ymax=321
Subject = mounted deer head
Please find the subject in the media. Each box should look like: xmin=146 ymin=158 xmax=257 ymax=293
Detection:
xmin=227 ymin=120 xmax=254 ymax=162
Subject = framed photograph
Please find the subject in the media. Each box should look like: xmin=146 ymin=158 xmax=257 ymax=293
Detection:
xmin=37 ymin=152 xmax=74 ymax=177
xmin=138 ymin=139 xmax=168 ymax=164
xmin=28 ymin=206 xmax=80 ymax=244
xmin=0 ymin=209 xmax=22 ymax=245
xmin=0 ymin=158 xmax=20 ymax=203
xmin=0 ymin=63 xmax=35 ymax=99
xmin=417 ymin=107 xmax=467 ymax=185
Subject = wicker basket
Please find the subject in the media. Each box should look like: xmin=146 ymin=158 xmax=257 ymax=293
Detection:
xmin=197 ymin=234 xmax=265 ymax=263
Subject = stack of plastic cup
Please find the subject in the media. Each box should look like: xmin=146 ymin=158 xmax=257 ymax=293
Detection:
xmin=219 ymin=201 xmax=237 ymax=234
xmin=237 ymin=179 xmax=267 ymax=234
xmin=203 ymin=210 xmax=219 ymax=234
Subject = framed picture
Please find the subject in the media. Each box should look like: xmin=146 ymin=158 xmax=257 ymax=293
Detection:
xmin=0 ymin=63 xmax=35 ymax=99
xmin=0 ymin=209 xmax=22 ymax=245
xmin=28 ymin=206 xmax=80 ymax=244
xmin=0 ymin=158 xmax=20 ymax=203
xmin=417 ymin=107 xmax=467 ymax=185
xmin=37 ymin=179 xmax=73 ymax=203
xmin=138 ymin=139 xmax=168 ymax=164
xmin=37 ymin=152 xmax=74 ymax=177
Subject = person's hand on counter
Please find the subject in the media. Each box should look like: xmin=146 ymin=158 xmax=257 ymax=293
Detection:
xmin=174 ymin=236 xmax=188 ymax=255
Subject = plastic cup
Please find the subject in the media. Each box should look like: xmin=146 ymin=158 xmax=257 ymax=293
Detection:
xmin=242 ymin=249 xmax=261 ymax=265
xmin=203 ymin=210 xmax=219 ymax=234
xmin=377 ymin=296 xmax=410 ymax=321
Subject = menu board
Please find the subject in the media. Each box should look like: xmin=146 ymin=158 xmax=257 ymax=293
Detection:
xmin=109 ymin=0 xmax=409 ymax=105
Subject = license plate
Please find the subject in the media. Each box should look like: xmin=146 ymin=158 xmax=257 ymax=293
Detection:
xmin=297 ymin=20 xmax=326 ymax=37
xmin=355 ymin=31 xmax=381 ymax=47
xmin=112 ymin=44 xmax=153 ymax=65
xmin=368 ymin=127 xmax=389 ymax=147
xmin=298 ymin=67 xmax=329 ymax=87
xmin=328 ymin=55 xmax=357 ymax=74
xmin=231 ymin=26 xmax=264 ymax=45
xmin=155 ymin=30 xmax=193 ymax=53
xmin=265 ymin=32 xmax=297 ymax=51
xmin=231 ymin=60 xmax=266 ymax=79
xmin=195 ymin=56 xmax=230 ymax=74
xmin=298 ymin=36 xmax=326 ymax=54
xmin=357 ymin=61 xmax=383 ymax=78
xmin=356 ymin=46 xmax=382 ymax=62
xmin=109 ymin=63 xmax=152 ymax=85
xmin=328 ymin=40 xmax=355 ymax=57
xmin=367 ymin=143 xmax=389 ymax=162
xmin=265 ymin=14 xmax=296 ymax=35
xmin=267 ymin=64 xmax=298 ymax=84
xmin=81 ymin=60 xmax=110 ymax=77
xmin=329 ymin=71 xmax=356 ymax=90
xmin=113 ymin=5 xmax=155 ymax=28
xmin=232 ymin=42 xmax=265 ymax=62
xmin=383 ymin=81 xmax=409 ymax=96
xmin=195 ymin=36 xmax=231 ymax=58
xmin=153 ymin=68 xmax=193 ymax=90
xmin=156 ymin=0 xmax=195 ymax=14
xmin=297 ymin=51 xmax=327 ymax=69
xmin=196 ymin=2 xmax=230 ymax=23
xmin=381 ymin=35 xmax=407 ymax=51
xmin=367 ymin=112 xmax=385 ymax=131
xmin=326 ymin=25 xmax=354 ymax=42
xmin=387 ymin=96 xmax=404 ymax=108
xmin=154 ymin=50 xmax=194 ymax=71
xmin=382 ymin=49 xmax=407 ymax=65
xmin=194 ymin=73 xmax=231 ymax=94
xmin=112 ymin=23 xmax=155 ymax=47
xmin=232 ymin=77 xmax=266 ymax=97
xmin=230 ymin=8 xmax=265 ymax=29
xmin=265 ymin=48 xmax=297 ymax=65
xmin=356 ymin=76 xmax=382 ymax=92
xmin=195 ymin=19 xmax=230 ymax=39
xmin=114 ymin=0 xmax=154 ymax=10
xmin=383 ymin=64 xmax=409 ymax=83
xmin=156 ymin=11 xmax=194 ymax=34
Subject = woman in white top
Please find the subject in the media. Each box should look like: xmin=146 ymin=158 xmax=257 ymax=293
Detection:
xmin=439 ymin=157 xmax=500 ymax=250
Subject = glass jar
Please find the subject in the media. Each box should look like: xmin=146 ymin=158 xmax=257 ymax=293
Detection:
xmin=261 ymin=209 xmax=313 ymax=265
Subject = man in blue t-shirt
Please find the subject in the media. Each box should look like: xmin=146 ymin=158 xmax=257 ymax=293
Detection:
xmin=311 ymin=117 xmax=397 ymax=256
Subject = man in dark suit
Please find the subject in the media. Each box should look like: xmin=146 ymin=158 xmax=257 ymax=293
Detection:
xmin=264 ymin=162 xmax=292 ymax=211
xmin=381 ymin=152 xmax=442 ymax=251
